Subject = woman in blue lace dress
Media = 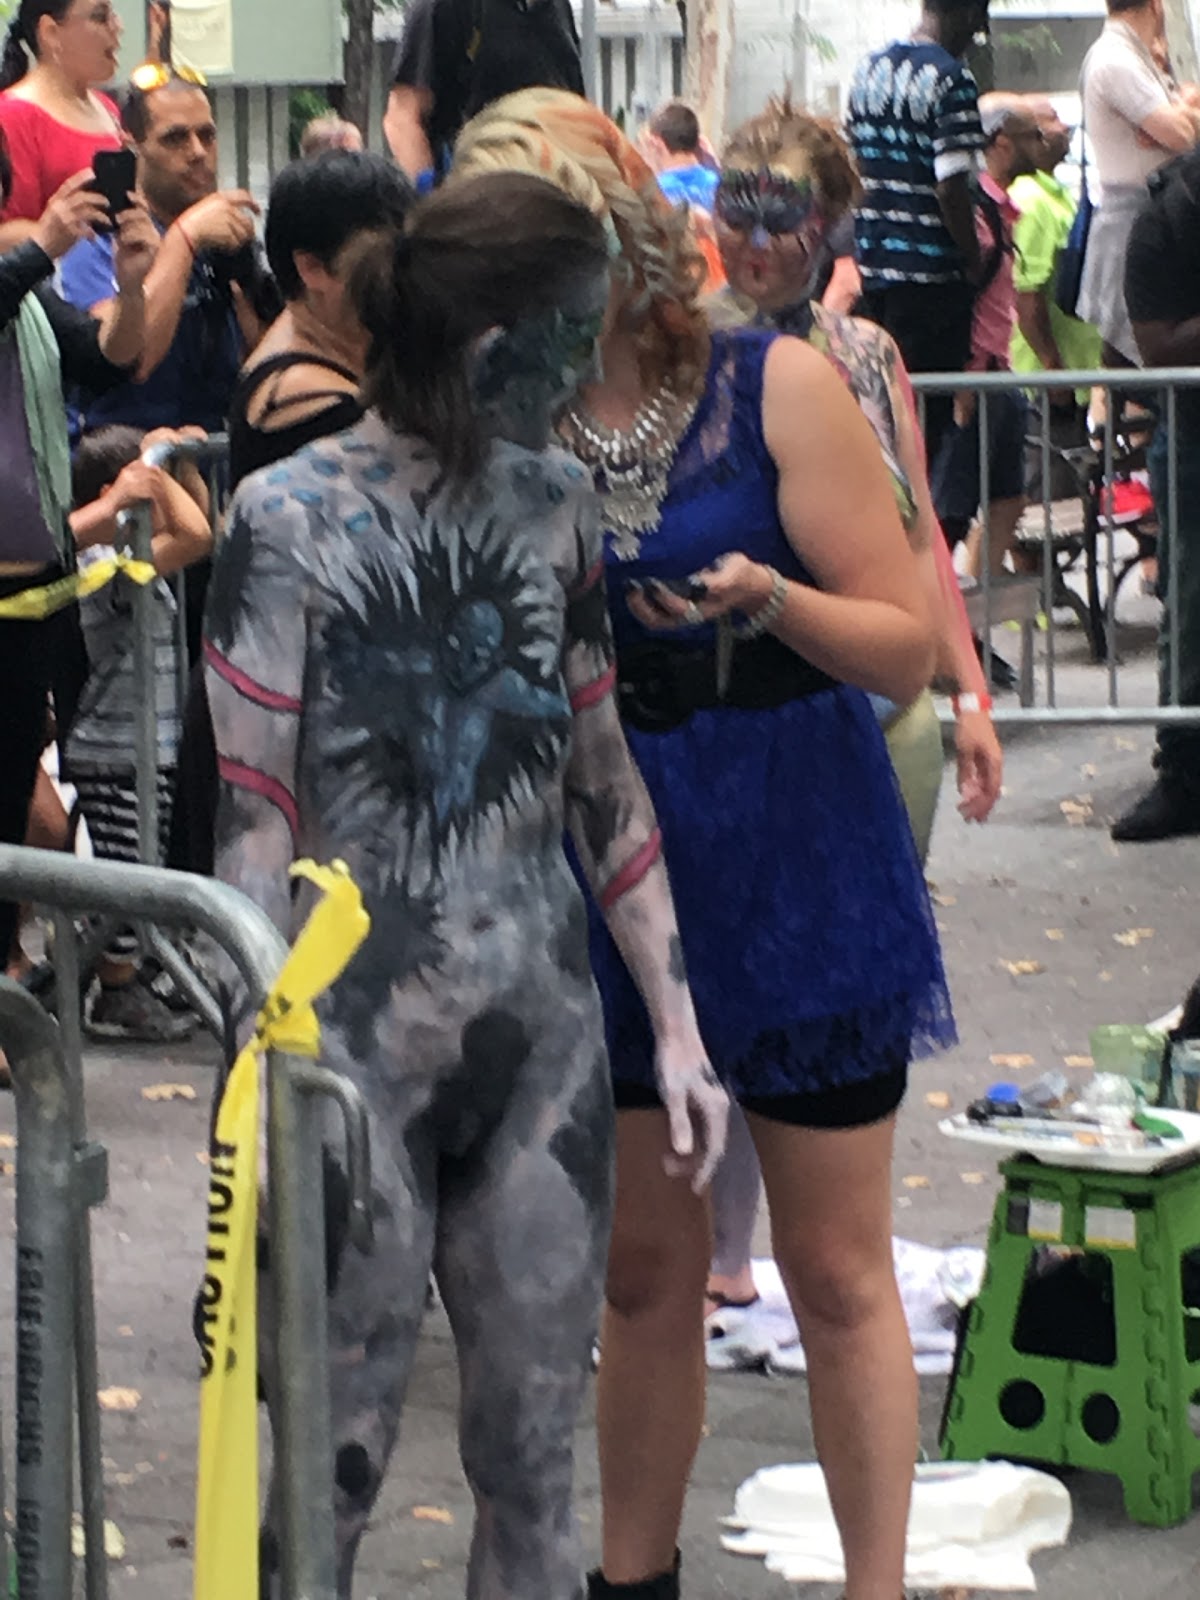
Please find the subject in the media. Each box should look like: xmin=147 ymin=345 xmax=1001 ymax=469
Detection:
xmin=456 ymin=92 xmax=956 ymax=1600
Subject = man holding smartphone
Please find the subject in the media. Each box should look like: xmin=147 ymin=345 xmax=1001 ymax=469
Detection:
xmin=60 ymin=68 xmax=276 ymax=709
xmin=59 ymin=68 xmax=271 ymax=438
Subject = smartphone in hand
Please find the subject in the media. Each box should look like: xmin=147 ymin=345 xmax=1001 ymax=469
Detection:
xmin=91 ymin=149 xmax=138 ymax=232
xmin=650 ymin=576 xmax=708 ymax=601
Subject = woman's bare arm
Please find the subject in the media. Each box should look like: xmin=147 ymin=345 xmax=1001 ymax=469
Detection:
xmin=761 ymin=337 xmax=934 ymax=705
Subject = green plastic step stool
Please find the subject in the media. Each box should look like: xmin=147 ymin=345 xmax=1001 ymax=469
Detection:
xmin=941 ymin=1155 xmax=1200 ymax=1526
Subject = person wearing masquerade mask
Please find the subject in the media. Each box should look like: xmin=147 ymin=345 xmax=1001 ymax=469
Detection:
xmin=454 ymin=88 xmax=955 ymax=1600
xmin=704 ymin=97 xmax=1002 ymax=1329
xmin=205 ymin=167 xmax=721 ymax=1600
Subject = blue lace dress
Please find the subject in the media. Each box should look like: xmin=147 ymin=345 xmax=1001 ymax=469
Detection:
xmin=580 ymin=327 xmax=956 ymax=1104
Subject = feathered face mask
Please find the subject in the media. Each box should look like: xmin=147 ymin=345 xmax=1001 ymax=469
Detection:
xmin=715 ymin=168 xmax=819 ymax=250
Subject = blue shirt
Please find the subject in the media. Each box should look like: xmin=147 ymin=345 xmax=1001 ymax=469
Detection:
xmin=846 ymin=40 xmax=984 ymax=287
xmin=658 ymin=164 xmax=719 ymax=213
xmin=59 ymin=230 xmax=243 ymax=439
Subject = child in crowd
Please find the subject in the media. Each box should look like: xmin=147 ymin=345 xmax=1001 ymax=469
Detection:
xmin=65 ymin=425 xmax=213 ymax=1042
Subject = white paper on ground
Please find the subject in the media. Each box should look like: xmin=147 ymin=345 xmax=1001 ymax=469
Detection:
xmin=707 ymin=1239 xmax=984 ymax=1376
xmin=723 ymin=1460 xmax=1072 ymax=1590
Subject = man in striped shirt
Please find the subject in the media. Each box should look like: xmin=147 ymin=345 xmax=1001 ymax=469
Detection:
xmin=847 ymin=0 xmax=989 ymax=469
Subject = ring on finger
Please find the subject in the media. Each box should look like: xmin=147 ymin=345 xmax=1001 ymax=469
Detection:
xmin=683 ymin=600 xmax=703 ymax=627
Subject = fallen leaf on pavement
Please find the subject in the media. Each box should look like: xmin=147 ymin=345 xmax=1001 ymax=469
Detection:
xmin=902 ymin=1175 xmax=931 ymax=1190
xmin=1113 ymin=736 xmax=1137 ymax=751
xmin=72 ymin=1517 xmax=125 ymax=1560
xmin=1064 ymin=1055 xmax=1094 ymax=1069
xmin=1044 ymin=929 xmax=1065 ymax=942
xmin=1099 ymin=970 xmax=1114 ymax=983
xmin=117 ymin=1325 xmax=134 ymax=1337
xmin=925 ymin=1091 xmax=952 ymax=1111
xmin=931 ymin=892 xmax=958 ymax=908
xmin=141 ymin=1084 xmax=196 ymax=1103
xmin=98 ymin=1388 xmax=140 ymax=1413
xmin=1000 ymin=959 xmax=1046 ymax=977
xmin=1114 ymin=928 xmax=1155 ymax=948
xmin=421 ymin=1560 xmax=444 ymax=1571
xmin=167 ymin=1533 xmax=189 ymax=1550
xmin=0 ymin=1133 xmax=15 ymax=1149
xmin=990 ymin=1053 xmax=1036 ymax=1070
xmin=413 ymin=1506 xmax=454 ymax=1525
xmin=960 ymin=1172 xmax=986 ymax=1186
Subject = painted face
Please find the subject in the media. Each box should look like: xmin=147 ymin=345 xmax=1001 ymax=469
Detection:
xmin=716 ymin=163 xmax=827 ymax=313
xmin=473 ymin=262 xmax=610 ymax=443
xmin=715 ymin=168 xmax=817 ymax=247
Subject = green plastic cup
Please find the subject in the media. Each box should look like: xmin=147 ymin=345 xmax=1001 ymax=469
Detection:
xmin=1088 ymin=1026 xmax=1167 ymax=1091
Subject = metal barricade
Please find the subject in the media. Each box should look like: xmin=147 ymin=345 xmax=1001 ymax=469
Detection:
xmin=910 ymin=366 xmax=1200 ymax=727
xmin=0 ymin=846 xmax=373 ymax=1600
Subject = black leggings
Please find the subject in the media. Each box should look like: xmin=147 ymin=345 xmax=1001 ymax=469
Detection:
xmin=613 ymin=1061 xmax=908 ymax=1130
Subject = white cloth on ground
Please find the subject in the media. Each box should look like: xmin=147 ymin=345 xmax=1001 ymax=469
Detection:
xmin=723 ymin=1459 xmax=1072 ymax=1590
xmin=706 ymin=1238 xmax=984 ymax=1375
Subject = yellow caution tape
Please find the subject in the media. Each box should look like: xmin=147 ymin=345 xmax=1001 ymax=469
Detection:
xmin=0 ymin=553 xmax=157 ymax=621
xmin=193 ymin=859 xmax=370 ymax=1600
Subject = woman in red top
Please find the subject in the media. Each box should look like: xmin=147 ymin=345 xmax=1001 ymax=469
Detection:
xmin=0 ymin=0 xmax=123 ymax=248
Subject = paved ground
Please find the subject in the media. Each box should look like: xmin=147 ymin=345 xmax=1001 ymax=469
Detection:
xmin=0 ymin=608 xmax=1197 ymax=1598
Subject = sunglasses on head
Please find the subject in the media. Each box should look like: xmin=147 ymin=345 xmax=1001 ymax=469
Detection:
xmin=129 ymin=59 xmax=208 ymax=92
xmin=715 ymin=169 xmax=817 ymax=237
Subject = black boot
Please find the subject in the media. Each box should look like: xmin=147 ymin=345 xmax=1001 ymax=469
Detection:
xmin=1111 ymin=775 xmax=1200 ymax=842
xmin=586 ymin=1552 xmax=681 ymax=1599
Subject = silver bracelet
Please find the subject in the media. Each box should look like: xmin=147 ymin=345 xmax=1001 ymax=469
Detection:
xmin=734 ymin=566 xmax=789 ymax=639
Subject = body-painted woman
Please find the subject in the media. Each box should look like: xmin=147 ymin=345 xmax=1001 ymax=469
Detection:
xmin=205 ymin=170 xmax=726 ymax=1600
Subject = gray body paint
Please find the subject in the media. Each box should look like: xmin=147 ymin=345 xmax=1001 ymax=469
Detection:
xmin=205 ymin=414 xmax=648 ymax=1598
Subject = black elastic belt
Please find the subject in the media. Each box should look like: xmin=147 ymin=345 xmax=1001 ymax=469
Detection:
xmin=616 ymin=635 xmax=836 ymax=733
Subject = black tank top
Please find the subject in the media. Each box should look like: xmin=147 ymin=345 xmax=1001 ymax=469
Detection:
xmin=228 ymin=350 xmax=364 ymax=490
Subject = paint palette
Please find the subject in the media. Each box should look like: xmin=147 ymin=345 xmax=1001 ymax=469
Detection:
xmin=938 ymin=1109 xmax=1200 ymax=1173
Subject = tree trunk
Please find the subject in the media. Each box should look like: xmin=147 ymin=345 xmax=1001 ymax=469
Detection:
xmin=343 ymin=0 xmax=377 ymax=138
xmin=684 ymin=0 xmax=735 ymax=148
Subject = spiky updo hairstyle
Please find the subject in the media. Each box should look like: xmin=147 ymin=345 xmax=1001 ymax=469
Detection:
xmin=722 ymin=94 xmax=864 ymax=225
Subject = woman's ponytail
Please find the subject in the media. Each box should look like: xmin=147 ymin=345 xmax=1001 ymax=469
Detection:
xmin=0 ymin=19 xmax=30 ymax=90
xmin=0 ymin=3 xmax=74 ymax=90
xmin=353 ymin=225 xmax=476 ymax=477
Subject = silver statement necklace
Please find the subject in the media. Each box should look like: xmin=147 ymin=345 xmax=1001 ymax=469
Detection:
xmin=562 ymin=384 xmax=699 ymax=560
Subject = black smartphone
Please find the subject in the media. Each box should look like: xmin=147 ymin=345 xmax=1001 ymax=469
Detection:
xmin=91 ymin=149 xmax=138 ymax=231
xmin=650 ymin=576 xmax=708 ymax=601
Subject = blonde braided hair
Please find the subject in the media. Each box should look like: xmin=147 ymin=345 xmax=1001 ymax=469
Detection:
xmin=452 ymin=88 xmax=709 ymax=397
